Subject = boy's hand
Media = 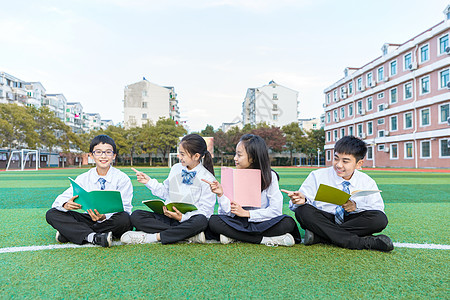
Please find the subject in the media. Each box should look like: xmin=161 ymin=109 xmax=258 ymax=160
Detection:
xmin=131 ymin=168 xmax=150 ymax=184
xmin=230 ymin=201 xmax=250 ymax=218
xmin=342 ymin=200 xmax=356 ymax=212
xmin=201 ymin=179 xmax=223 ymax=197
xmin=87 ymin=209 xmax=106 ymax=222
xmin=63 ymin=195 xmax=81 ymax=210
xmin=163 ymin=206 xmax=182 ymax=221
xmin=281 ymin=189 xmax=306 ymax=205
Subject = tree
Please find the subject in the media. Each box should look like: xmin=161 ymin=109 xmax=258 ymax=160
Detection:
xmin=140 ymin=122 xmax=158 ymax=166
xmin=306 ymin=128 xmax=326 ymax=165
xmin=153 ymin=117 xmax=187 ymax=164
xmin=0 ymin=103 xmax=38 ymax=149
xmin=251 ymin=125 xmax=286 ymax=152
xmin=102 ymin=125 xmax=129 ymax=164
xmin=282 ymin=122 xmax=304 ymax=165
xmin=200 ymin=124 xmax=215 ymax=137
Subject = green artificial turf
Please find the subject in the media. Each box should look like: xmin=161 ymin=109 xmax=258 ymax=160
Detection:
xmin=0 ymin=167 xmax=449 ymax=298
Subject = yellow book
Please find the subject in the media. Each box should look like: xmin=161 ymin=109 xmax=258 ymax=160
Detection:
xmin=314 ymin=183 xmax=381 ymax=205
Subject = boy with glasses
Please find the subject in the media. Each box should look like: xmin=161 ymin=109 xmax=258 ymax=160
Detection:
xmin=46 ymin=135 xmax=133 ymax=247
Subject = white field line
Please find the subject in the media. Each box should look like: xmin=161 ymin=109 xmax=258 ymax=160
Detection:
xmin=0 ymin=241 xmax=449 ymax=253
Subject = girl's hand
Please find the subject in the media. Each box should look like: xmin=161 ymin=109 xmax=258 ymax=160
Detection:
xmin=281 ymin=189 xmax=306 ymax=205
xmin=163 ymin=206 xmax=182 ymax=221
xmin=131 ymin=168 xmax=151 ymax=184
xmin=201 ymin=179 xmax=223 ymax=197
xmin=63 ymin=195 xmax=81 ymax=210
xmin=230 ymin=201 xmax=250 ymax=218
xmin=87 ymin=209 xmax=106 ymax=222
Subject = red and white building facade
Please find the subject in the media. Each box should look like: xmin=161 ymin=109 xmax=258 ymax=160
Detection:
xmin=323 ymin=6 xmax=450 ymax=168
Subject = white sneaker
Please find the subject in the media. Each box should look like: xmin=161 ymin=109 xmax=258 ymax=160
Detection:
xmin=263 ymin=233 xmax=295 ymax=247
xmin=220 ymin=234 xmax=235 ymax=244
xmin=187 ymin=232 xmax=206 ymax=243
xmin=120 ymin=231 xmax=155 ymax=244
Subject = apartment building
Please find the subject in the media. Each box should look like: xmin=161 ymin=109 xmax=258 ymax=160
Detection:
xmin=242 ymin=80 xmax=299 ymax=127
xmin=66 ymin=102 xmax=84 ymax=134
xmin=100 ymin=119 xmax=114 ymax=130
xmin=298 ymin=118 xmax=322 ymax=131
xmin=0 ymin=72 xmax=27 ymax=105
xmin=24 ymin=82 xmax=46 ymax=108
xmin=123 ymin=78 xmax=180 ymax=128
xmin=323 ymin=6 xmax=450 ymax=168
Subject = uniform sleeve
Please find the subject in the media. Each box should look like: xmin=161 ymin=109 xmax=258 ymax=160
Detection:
xmin=217 ymin=194 xmax=232 ymax=216
xmin=52 ymin=175 xmax=84 ymax=211
xmin=118 ymin=173 xmax=133 ymax=215
xmin=289 ymin=172 xmax=318 ymax=211
xmin=180 ymin=178 xmax=217 ymax=222
xmin=145 ymin=177 xmax=170 ymax=201
xmin=248 ymin=173 xmax=283 ymax=222
xmin=351 ymin=180 xmax=384 ymax=212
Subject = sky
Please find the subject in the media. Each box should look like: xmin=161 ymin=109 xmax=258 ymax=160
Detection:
xmin=1 ymin=0 xmax=448 ymax=132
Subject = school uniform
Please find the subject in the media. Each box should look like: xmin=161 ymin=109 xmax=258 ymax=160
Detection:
xmin=290 ymin=166 xmax=388 ymax=249
xmin=46 ymin=166 xmax=133 ymax=244
xmin=208 ymin=171 xmax=301 ymax=244
xmin=130 ymin=163 xmax=216 ymax=244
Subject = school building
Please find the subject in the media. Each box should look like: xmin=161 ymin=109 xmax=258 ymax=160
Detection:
xmin=323 ymin=5 xmax=450 ymax=168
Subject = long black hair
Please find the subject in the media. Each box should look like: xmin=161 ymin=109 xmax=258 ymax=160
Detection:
xmin=239 ymin=134 xmax=277 ymax=191
xmin=180 ymin=134 xmax=215 ymax=176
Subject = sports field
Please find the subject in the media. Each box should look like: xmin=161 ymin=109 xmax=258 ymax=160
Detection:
xmin=0 ymin=167 xmax=449 ymax=298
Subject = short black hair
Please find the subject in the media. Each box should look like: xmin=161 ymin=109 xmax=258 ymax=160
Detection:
xmin=334 ymin=136 xmax=367 ymax=161
xmin=89 ymin=135 xmax=117 ymax=154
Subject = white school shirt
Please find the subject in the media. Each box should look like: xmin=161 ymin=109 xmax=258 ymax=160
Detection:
xmin=289 ymin=166 xmax=384 ymax=214
xmin=52 ymin=166 xmax=133 ymax=221
xmin=144 ymin=163 xmax=216 ymax=222
xmin=217 ymin=171 xmax=283 ymax=223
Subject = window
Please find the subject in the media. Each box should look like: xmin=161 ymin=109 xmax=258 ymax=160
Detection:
xmin=357 ymin=78 xmax=362 ymax=91
xmin=404 ymin=112 xmax=413 ymax=129
xmin=440 ymin=103 xmax=449 ymax=123
xmin=333 ymin=90 xmax=337 ymax=102
xmin=420 ymin=44 xmax=429 ymax=63
xmin=334 ymin=110 xmax=338 ymax=122
xmin=273 ymin=104 xmax=278 ymax=110
xmin=273 ymin=93 xmax=278 ymax=100
xmin=439 ymin=34 xmax=449 ymax=55
xmin=357 ymin=100 xmax=363 ymax=115
xmin=421 ymin=76 xmax=430 ymax=94
xmin=377 ymin=92 xmax=384 ymax=99
xmin=377 ymin=67 xmax=384 ymax=82
xmin=326 ymin=94 xmax=330 ymax=104
xmin=390 ymin=60 xmax=397 ymax=76
xmin=405 ymin=142 xmax=413 ymax=159
xmin=367 ymin=97 xmax=373 ymax=111
xmin=348 ymin=82 xmax=353 ymax=94
xmin=378 ymin=144 xmax=385 ymax=151
xmin=378 ymin=118 xmax=385 ymax=125
xmin=440 ymin=69 xmax=449 ymax=89
xmin=390 ymin=88 xmax=397 ymax=104
xmin=340 ymin=107 xmax=345 ymax=119
xmin=404 ymin=53 xmax=412 ymax=70
xmin=273 ymin=114 xmax=278 ymax=121
xmin=349 ymin=126 xmax=354 ymax=136
xmin=440 ymin=139 xmax=450 ymax=157
xmin=142 ymin=90 xmax=147 ymax=97
xmin=142 ymin=113 xmax=147 ymax=119
xmin=378 ymin=130 xmax=385 ymax=138
xmin=333 ymin=130 xmax=338 ymax=141
xmin=404 ymin=82 xmax=413 ymax=100
xmin=367 ymin=73 xmax=373 ymax=86
xmin=142 ymin=102 xmax=147 ymax=108
xmin=390 ymin=115 xmax=398 ymax=131
xmin=348 ymin=104 xmax=353 ymax=116
xmin=327 ymin=112 xmax=331 ymax=123
xmin=327 ymin=131 xmax=331 ymax=142
xmin=378 ymin=104 xmax=385 ymax=112
xmin=367 ymin=121 xmax=373 ymax=135
xmin=421 ymin=108 xmax=430 ymax=126
xmin=340 ymin=86 xmax=346 ymax=97
xmin=367 ymin=146 xmax=373 ymax=160
xmin=357 ymin=124 xmax=363 ymax=136
xmin=327 ymin=150 xmax=331 ymax=161
xmin=421 ymin=141 xmax=431 ymax=158
xmin=341 ymin=128 xmax=345 ymax=137
xmin=391 ymin=144 xmax=398 ymax=159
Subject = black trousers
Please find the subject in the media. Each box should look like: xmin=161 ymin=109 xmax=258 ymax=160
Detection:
xmin=294 ymin=204 xmax=388 ymax=249
xmin=208 ymin=215 xmax=298 ymax=244
xmin=130 ymin=210 xmax=208 ymax=244
xmin=46 ymin=208 xmax=132 ymax=245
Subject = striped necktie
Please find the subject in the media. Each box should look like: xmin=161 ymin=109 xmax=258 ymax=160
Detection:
xmin=98 ymin=178 xmax=106 ymax=190
xmin=335 ymin=181 xmax=350 ymax=224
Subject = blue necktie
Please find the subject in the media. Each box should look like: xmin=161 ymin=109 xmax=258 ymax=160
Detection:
xmin=181 ymin=169 xmax=197 ymax=185
xmin=98 ymin=178 xmax=106 ymax=190
xmin=335 ymin=181 xmax=350 ymax=224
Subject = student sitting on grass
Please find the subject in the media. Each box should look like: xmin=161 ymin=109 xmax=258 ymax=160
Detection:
xmin=120 ymin=133 xmax=216 ymax=245
xmin=204 ymin=134 xmax=300 ymax=247
xmin=285 ymin=135 xmax=393 ymax=252
xmin=46 ymin=135 xmax=133 ymax=248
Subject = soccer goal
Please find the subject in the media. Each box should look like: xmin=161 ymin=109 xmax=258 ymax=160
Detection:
xmin=168 ymin=153 xmax=179 ymax=168
xmin=6 ymin=149 xmax=39 ymax=171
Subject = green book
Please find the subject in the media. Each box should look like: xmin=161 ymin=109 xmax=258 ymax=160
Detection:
xmin=142 ymin=200 xmax=197 ymax=214
xmin=69 ymin=177 xmax=124 ymax=214
xmin=314 ymin=183 xmax=381 ymax=205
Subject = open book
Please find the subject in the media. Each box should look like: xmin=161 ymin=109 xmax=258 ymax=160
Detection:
xmin=69 ymin=177 xmax=124 ymax=214
xmin=221 ymin=167 xmax=261 ymax=207
xmin=142 ymin=171 xmax=199 ymax=214
xmin=314 ymin=183 xmax=381 ymax=205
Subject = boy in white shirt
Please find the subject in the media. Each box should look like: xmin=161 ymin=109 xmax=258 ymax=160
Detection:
xmin=285 ymin=136 xmax=393 ymax=252
xmin=46 ymin=135 xmax=133 ymax=247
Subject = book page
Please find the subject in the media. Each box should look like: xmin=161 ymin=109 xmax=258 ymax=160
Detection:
xmin=351 ymin=190 xmax=382 ymax=197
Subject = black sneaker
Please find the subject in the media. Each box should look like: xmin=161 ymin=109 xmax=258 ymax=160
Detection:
xmin=93 ymin=232 xmax=113 ymax=247
xmin=55 ymin=231 xmax=69 ymax=243
xmin=303 ymin=230 xmax=327 ymax=245
xmin=365 ymin=234 xmax=394 ymax=252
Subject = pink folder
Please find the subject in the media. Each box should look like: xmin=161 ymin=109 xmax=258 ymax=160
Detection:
xmin=221 ymin=167 xmax=261 ymax=207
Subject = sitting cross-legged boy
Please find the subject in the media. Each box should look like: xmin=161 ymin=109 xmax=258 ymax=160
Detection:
xmin=285 ymin=136 xmax=393 ymax=252
xmin=46 ymin=135 xmax=133 ymax=247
